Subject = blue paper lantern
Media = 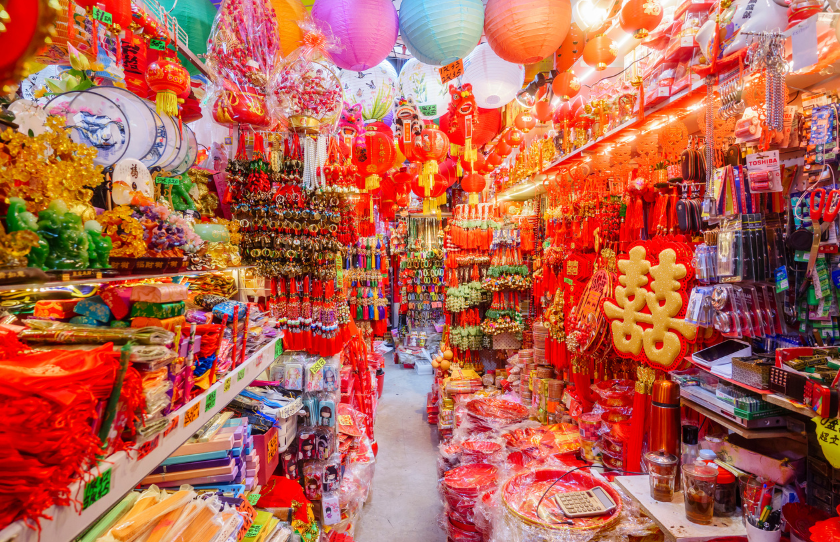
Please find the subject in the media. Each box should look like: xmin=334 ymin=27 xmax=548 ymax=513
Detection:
xmin=399 ymin=0 xmax=485 ymax=66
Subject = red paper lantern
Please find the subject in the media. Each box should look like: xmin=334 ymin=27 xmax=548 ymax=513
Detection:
xmin=146 ymin=57 xmax=190 ymax=117
xmin=352 ymin=129 xmax=396 ymax=190
xmin=461 ymin=173 xmax=486 ymax=204
xmin=486 ymin=152 xmax=503 ymax=167
xmin=551 ymin=70 xmax=581 ymax=100
xmin=515 ymin=111 xmax=537 ymax=133
xmin=583 ymin=34 xmax=617 ymax=71
xmin=495 ymin=139 xmax=512 ymax=156
xmin=504 ymin=129 xmax=524 ymax=147
xmin=439 ymin=158 xmax=459 ymax=187
xmin=413 ymin=128 xmax=450 ymax=163
xmin=620 ymin=0 xmax=664 ymax=39
xmin=534 ymin=101 xmax=555 ymax=122
xmin=553 ymin=100 xmax=571 ymax=123
xmin=212 ymin=81 xmax=269 ymax=127
xmin=460 ymin=152 xmax=486 ymax=174
xmin=411 ymin=174 xmax=447 ymax=198
xmin=440 ymin=107 xmax=503 ymax=147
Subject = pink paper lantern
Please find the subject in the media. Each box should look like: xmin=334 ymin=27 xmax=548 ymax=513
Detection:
xmin=312 ymin=0 xmax=399 ymax=71
xmin=484 ymin=0 xmax=572 ymax=64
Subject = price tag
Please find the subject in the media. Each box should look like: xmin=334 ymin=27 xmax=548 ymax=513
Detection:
xmin=338 ymin=414 xmax=353 ymax=426
xmin=83 ymin=468 xmax=112 ymax=510
xmin=438 ymin=58 xmax=464 ymax=84
xmin=419 ymin=105 xmax=437 ymax=117
xmin=310 ymin=357 xmax=326 ymax=374
xmin=267 ymin=432 xmax=279 ymax=463
xmin=91 ymin=6 xmax=113 ymax=25
xmin=183 ymin=402 xmax=200 ymax=427
xmin=224 ymin=378 xmax=232 ymax=392
xmin=149 ymin=38 xmax=166 ymax=51
xmin=245 ymin=524 xmax=263 ymax=538
xmin=237 ymin=368 xmax=245 ymax=381
xmin=155 ymin=176 xmax=181 ymax=185
xmin=789 ymin=16 xmax=818 ymax=72
xmin=247 ymin=493 xmax=261 ymax=505
xmin=775 ymin=266 xmax=790 ymax=293
xmin=137 ymin=436 xmax=160 ymax=459
xmin=274 ymin=339 xmax=283 ymax=358
xmin=164 ymin=416 xmax=178 ymax=437
xmin=563 ymin=277 xmax=573 ymax=285
xmin=205 ymin=390 xmax=217 ymax=412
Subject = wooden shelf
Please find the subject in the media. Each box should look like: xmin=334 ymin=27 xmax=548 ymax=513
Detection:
xmin=0 ymin=267 xmax=252 ymax=292
xmin=764 ymin=394 xmax=815 ymax=418
xmin=614 ymin=475 xmax=746 ymax=542
xmin=681 ymin=396 xmax=805 ymax=442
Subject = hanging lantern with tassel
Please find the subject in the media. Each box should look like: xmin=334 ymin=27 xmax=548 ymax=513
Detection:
xmin=411 ymin=173 xmax=449 ymax=213
xmin=145 ymin=55 xmax=190 ymax=117
xmin=551 ymin=70 xmax=581 ymax=101
xmin=515 ymin=111 xmax=538 ymax=133
xmin=504 ymin=128 xmax=524 ymax=148
xmin=352 ymin=126 xmax=395 ymax=192
xmin=534 ymin=100 xmax=555 ymax=122
xmin=413 ymin=127 xmax=450 ymax=213
xmin=583 ymin=34 xmax=617 ymax=71
xmin=619 ymin=0 xmax=664 ymax=39
xmin=461 ymin=173 xmax=486 ymax=204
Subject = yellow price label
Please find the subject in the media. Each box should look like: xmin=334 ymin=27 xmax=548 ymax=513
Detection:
xmin=267 ymin=432 xmax=278 ymax=463
xmin=310 ymin=357 xmax=326 ymax=374
xmin=224 ymin=378 xmax=231 ymax=392
xmin=338 ymin=414 xmax=353 ymax=426
xmin=183 ymin=402 xmax=200 ymax=428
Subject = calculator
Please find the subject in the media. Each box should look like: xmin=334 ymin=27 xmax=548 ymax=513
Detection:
xmin=550 ymin=487 xmax=618 ymax=518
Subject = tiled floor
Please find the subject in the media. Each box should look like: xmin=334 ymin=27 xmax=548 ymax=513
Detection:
xmin=354 ymin=355 xmax=445 ymax=541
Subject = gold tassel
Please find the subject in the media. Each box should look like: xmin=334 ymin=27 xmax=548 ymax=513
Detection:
xmin=451 ymin=143 xmax=461 ymax=157
xmin=366 ymin=174 xmax=380 ymax=191
xmin=423 ymin=198 xmax=430 ymax=214
xmin=437 ymin=193 xmax=447 ymax=208
xmin=469 ymin=193 xmax=479 ymax=205
xmin=156 ymin=90 xmax=179 ymax=118
xmin=464 ymin=144 xmax=477 ymax=164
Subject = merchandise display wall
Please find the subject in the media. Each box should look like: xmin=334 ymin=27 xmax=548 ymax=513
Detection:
xmin=3 ymin=0 xmax=840 ymax=541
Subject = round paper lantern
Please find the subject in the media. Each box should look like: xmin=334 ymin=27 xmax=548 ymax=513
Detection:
xmin=439 ymin=158 xmax=459 ymax=187
xmin=413 ymin=128 xmax=450 ymax=163
xmin=146 ymin=57 xmax=190 ymax=117
xmin=411 ymin=174 xmax=448 ymax=197
xmin=495 ymin=138 xmax=512 ymax=156
xmin=504 ymin=128 xmax=524 ymax=147
xmin=552 ymin=70 xmax=581 ymax=100
xmin=461 ymin=173 xmax=486 ymax=203
xmin=583 ymin=34 xmax=617 ymax=71
xmin=534 ymin=100 xmax=555 ymax=122
xmin=399 ymin=0 xmax=485 ymax=66
xmin=312 ymin=0 xmax=398 ymax=71
xmin=398 ymin=58 xmax=452 ymax=119
xmin=486 ymin=152 xmax=503 ymax=167
xmin=1 ymin=0 xmax=59 ymax=92
xmin=461 ymin=43 xmax=525 ymax=109
xmin=554 ymin=100 xmax=572 ymax=123
xmin=271 ymin=0 xmax=307 ymax=57
xmin=554 ymin=22 xmax=586 ymax=72
xmin=484 ymin=0 xmax=572 ymax=64
xmin=515 ymin=111 xmax=537 ymax=133
xmin=352 ymin=130 xmax=396 ymax=190
xmin=620 ymin=0 xmax=663 ymax=39
xmin=340 ymin=60 xmax=399 ymax=122
xmin=460 ymin=152 xmax=486 ymax=173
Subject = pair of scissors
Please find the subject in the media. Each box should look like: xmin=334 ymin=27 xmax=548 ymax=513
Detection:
xmin=800 ymin=188 xmax=840 ymax=294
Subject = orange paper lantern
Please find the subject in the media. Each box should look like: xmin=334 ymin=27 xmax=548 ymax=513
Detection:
xmin=534 ymin=101 xmax=555 ymax=122
xmin=553 ymin=22 xmax=586 ymax=72
xmin=620 ymin=0 xmax=664 ymax=39
xmin=551 ymin=70 xmax=581 ymax=100
xmin=484 ymin=0 xmax=572 ymax=64
xmin=582 ymin=34 xmax=617 ymax=71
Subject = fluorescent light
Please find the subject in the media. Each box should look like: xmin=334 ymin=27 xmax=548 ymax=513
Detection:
xmin=615 ymin=33 xmax=633 ymax=49
xmin=580 ymin=68 xmax=596 ymax=81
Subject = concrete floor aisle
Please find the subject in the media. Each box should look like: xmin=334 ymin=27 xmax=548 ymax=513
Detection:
xmin=354 ymin=354 xmax=445 ymax=541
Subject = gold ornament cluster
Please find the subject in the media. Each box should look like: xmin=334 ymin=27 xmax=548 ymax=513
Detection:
xmin=0 ymin=116 xmax=103 ymax=214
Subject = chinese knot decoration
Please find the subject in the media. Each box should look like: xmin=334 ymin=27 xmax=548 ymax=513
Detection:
xmin=602 ymin=243 xmax=698 ymax=371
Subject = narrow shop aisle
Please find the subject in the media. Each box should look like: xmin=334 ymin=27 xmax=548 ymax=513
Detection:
xmin=355 ymin=355 xmax=444 ymax=541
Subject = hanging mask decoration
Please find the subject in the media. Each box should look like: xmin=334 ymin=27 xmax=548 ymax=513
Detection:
xmin=393 ymin=95 xmax=423 ymax=151
xmin=338 ymin=102 xmax=364 ymax=154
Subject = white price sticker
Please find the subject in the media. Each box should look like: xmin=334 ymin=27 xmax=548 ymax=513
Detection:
xmin=789 ymin=16 xmax=818 ymax=72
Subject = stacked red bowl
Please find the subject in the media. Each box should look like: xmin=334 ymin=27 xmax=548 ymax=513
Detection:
xmin=466 ymin=397 xmax=530 ymax=432
xmin=460 ymin=440 xmax=503 ymax=464
xmin=442 ymin=463 xmax=499 ymax=541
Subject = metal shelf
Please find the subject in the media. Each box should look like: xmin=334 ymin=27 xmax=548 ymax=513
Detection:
xmin=0 ymin=338 xmax=283 ymax=542
xmin=0 ymin=267 xmax=253 ymax=292
xmin=680 ymin=396 xmax=806 ymax=442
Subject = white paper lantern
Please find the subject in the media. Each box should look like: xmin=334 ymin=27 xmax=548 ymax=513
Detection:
xmin=397 ymin=58 xmax=452 ymax=120
xmin=340 ymin=61 xmax=399 ymax=122
xmin=461 ymin=43 xmax=525 ymax=109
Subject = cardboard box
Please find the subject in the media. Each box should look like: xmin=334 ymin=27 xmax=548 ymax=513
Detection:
xmin=252 ymin=427 xmax=281 ymax=486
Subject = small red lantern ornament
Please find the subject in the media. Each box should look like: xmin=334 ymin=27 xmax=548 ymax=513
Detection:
xmin=583 ymin=35 xmax=617 ymax=71
xmin=413 ymin=127 xmax=450 ymax=205
xmin=551 ymin=70 xmax=581 ymax=101
xmin=352 ymin=128 xmax=395 ymax=191
xmin=620 ymin=0 xmax=664 ymax=39
xmin=411 ymin=173 xmax=448 ymax=213
xmin=515 ymin=111 xmax=537 ymax=133
xmin=461 ymin=173 xmax=486 ymax=204
xmin=504 ymin=128 xmax=524 ymax=147
xmin=534 ymin=100 xmax=555 ymax=123
xmin=146 ymin=56 xmax=190 ymax=117
xmin=486 ymin=152 xmax=503 ymax=167
xmin=495 ymin=138 xmax=512 ymax=157
xmin=460 ymin=152 xmax=486 ymax=175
